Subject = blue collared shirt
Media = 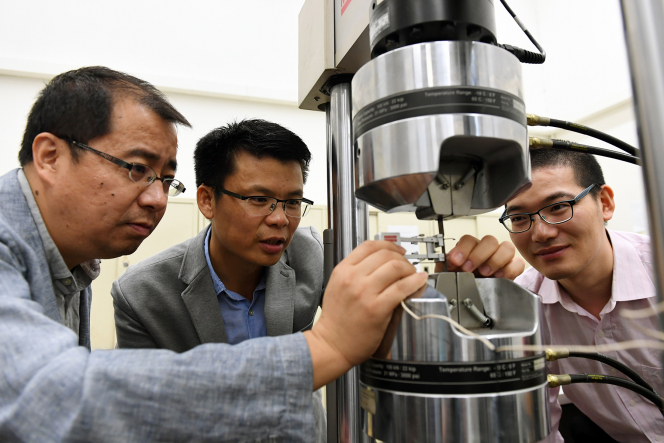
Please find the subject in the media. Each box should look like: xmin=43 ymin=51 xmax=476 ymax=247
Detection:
xmin=204 ymin=227 xmax=267 ymax=345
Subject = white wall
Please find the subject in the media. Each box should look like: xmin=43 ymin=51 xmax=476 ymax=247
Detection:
xmin=157 ymin=92 xmax=328 ymax=204
xmin=545 ymin=101 xmax=647 ymax=234
xmin=495 ymin=0 xmax=632 ymax=121
xmin=0 ymin=0 xmax=645 ymax=233
xmin=493 ymin=0 xmax=643 ymax=233
xmin=0 ymin=75 xmax=328 ymax=206
xmin=0 ymin=0 xmax=304 ymax=104
xmin=0 ymin=75 xmax=41 ymax=172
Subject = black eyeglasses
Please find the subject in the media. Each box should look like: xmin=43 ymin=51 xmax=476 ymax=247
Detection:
xmin=499 ymin=183 xmax=598 ymax=233
xmin=218 ymin=188 xmax=313 ymax=218
xmin=61 ymin=138 xmax=185 ymax=196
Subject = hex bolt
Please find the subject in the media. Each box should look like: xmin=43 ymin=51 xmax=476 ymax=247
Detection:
xmin=448 ymin=298 xmax=458 ymax=313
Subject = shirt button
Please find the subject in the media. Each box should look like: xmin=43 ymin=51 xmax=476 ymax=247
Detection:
xmin=249 ymin=310 xmax=254 ymax=316
xmin=630 ymin=400 xmax=636 ymax=407
xmin=598 ymin=331 xmax=605 ymax=338
xmin=62 ymin=278 xmax=72 ymax=286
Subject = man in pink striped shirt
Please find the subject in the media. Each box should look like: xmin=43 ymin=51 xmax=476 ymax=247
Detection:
xmin=501 ymin=149 xmax=662 ymax=442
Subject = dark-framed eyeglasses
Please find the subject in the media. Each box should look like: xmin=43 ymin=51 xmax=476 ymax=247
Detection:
xmin=218 ymin=188 xmax=313 ymax=218
xmin=61 ymin=138 xmax=186 ymax=197
xmin=499 ymin=183 xmax=599 ymax=233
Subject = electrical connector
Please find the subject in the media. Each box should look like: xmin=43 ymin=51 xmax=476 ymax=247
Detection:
xmin=526 ymin=113 xmax=551 ymax=126
xmin=528 ymin=136 xmax=553 ymax=149
xmin=547 ymin=374 xmax=572 ymax=388
xmin=545 ymin=348 xmax=570 ymax=361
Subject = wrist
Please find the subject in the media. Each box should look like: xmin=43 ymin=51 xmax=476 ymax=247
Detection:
xmin=304 ymin=328 xmax=354 ymax=390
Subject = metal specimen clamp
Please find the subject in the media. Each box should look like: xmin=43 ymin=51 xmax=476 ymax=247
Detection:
xmin=375 ymin=232 xmax=446 ymax=264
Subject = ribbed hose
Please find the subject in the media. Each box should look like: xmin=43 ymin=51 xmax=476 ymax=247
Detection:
xmin=499 ymin=44 xmax=546 ymax=64
xmin=567 ymin=374 xmax=664 ymax=417
xmin=567 ymin=352 xmax=654 ymax=393
xmin=548 ymin=119 xmax=638 ymax=156
xmin=542 ymin=139 xmax=639 ymax=164
xmin=550 ymin=139 xmax=638 ymax=164
xmin=498 ymin=0 xmax=546 ymax=64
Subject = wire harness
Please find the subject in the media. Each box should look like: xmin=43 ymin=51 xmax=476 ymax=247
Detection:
xmin=547 ymin=373 xmax=664 ymax=417
xmin=529 ymin=136 xmax=639 ymax=165
xmin=546 ymin=348 xmax=655 ymax=393
xmin=498 ymin=0 xmax=546 ymax=64
xmin=527 ymin=113 xmax=638 ymax=156
xmin=400 ymin=298 xmax=664 ymax=413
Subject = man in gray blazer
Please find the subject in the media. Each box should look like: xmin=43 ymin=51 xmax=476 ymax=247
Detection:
xmin=0 ymin=66 xmax=432 ymax=442
xmin=112 ymin=227 xmax=323 ymax=351
xmin=112 ymin=120 xmax=328 ymax=440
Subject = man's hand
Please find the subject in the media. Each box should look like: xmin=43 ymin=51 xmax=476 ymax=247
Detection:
xmin=435 ymin=235 xmax=524 ymax=280
xmin=304 ymin=241 xmax=428 ymax=390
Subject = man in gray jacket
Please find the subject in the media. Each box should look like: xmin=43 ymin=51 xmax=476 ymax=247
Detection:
xmin=0 ymin=66 xmax=429 ymax=442
xmin=112 ymin=119 xmax=329 ymax=440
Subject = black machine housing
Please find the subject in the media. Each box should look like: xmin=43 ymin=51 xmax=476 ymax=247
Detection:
xmin=370 ymin=0 xmax=498 ymax=58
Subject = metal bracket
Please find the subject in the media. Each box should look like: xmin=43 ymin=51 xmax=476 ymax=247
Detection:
xmin=375 ymin=232 xmax=446 ymax=263
xmin=432 ymin=272 xmax=492 ymax=329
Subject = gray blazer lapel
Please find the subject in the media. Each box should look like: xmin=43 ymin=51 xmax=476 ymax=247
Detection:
xmin=264 ymin=260 xmax=295 ymax=337
xmin=179 ymin=229 xmax=228 ymax=344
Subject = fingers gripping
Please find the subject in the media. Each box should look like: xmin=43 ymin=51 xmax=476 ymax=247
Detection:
xmin=475 ymin=240 xmax=515 ymax=276
xmin=379 ymin=273 xmax=429 ymax=309
xmin=493 ymin=255 xmax=526 ymax=280
xmin=367 ymin=257 xmax=419 ymax=296
xmin=343 ymin=240 xmax=405 ymax=266
xmin=436 ymin=235 xmax=519 ymax=278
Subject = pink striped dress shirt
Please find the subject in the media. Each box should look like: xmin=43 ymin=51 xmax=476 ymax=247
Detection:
xmin=516 ymin=230 xmax=664 ymax=443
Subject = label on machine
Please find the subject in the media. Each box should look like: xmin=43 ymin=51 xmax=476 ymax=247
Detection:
xmin=353 ymin=86 xmax=527 ymax=139
xmin=360 ymin=355 xmax=547 ymax=395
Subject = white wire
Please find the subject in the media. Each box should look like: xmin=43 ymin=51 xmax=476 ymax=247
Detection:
xmin=399 ymin=300 xmax=664 ymax=355
xmin=620 ymin=301 xmax=664 ymax=319
xmin=624 ymin=316 xmax=664 ymax=342
xmin=400 ymin=300 xmax=496 ymax=351
xmin=495 ymin=340 xmax=664 ymax=354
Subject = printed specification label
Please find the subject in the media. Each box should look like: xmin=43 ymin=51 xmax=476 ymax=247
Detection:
xmin=360 ymin=356 xmax=546 ymax=395
xmin=353 ymin=86 xmax=527 ymax=138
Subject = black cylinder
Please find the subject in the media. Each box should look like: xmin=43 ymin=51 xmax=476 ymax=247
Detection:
xmin=369 ymin=0 xmax=497 ymax=58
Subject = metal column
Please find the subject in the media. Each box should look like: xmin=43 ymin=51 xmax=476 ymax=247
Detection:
xmin=325 ymin=81 xmax=368 ymax=443
xmin=621 ymin=1 xmax=664 ymax=339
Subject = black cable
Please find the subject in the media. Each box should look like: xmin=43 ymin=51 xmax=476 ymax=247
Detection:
xmin=548 ymin=139 xmax=639 ymax=165
xmin=498 ymin=0 xmax=546 ymax=64
xmin=568 ymin=352 xmax=655 ymax=393
xmin=546 ymin=119 xmax=638 ymax=156
xmin=567 ymin=374 xmax=664 ymax=417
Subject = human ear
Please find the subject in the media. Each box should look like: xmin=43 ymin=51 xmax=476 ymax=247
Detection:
xmin=196 ymin=185 xmax=216 ymax=220
xmin=31 ymin=133 xmax=67 ymax=186
xmin=599 ymin=185 xmax=616 ymax=222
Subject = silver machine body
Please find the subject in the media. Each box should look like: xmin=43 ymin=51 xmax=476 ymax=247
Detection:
xmin=359 ymin=281 xmax=549 ymax=443
xmin=349 ymin=6 xmax=549 ymax=443
xmin=299 ymin=0 xmax=664 ymax=440
xmin=352 ymin=40 xmax=531 ymax=217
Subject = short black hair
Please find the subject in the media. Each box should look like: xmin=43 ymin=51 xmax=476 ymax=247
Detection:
xmin=19 ymin=66 xmax=191 ymax=166
xmin=194 ymin=119 xmax=312 ymax=198
xmin=530 ymin=149 xmax=605 ymax=197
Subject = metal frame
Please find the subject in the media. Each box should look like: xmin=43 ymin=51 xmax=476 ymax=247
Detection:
xmin=325 ymin=81 xmax=368 ymax=443
xmin=621 ymin=1 xmax=664 ymax=346
xmin=321 ymin=2 xmax=664 ymax=441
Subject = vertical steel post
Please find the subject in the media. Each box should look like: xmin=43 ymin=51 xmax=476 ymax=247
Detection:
xmin=324 ymin=102 xmax=339 ymax=443
xmin=620 ymin=1 xmax=664 ymax=339
xmin=325 ymin=81 xmax=367 ymax=443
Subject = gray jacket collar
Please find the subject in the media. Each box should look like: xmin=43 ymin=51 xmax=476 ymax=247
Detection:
xmin=0 ymin=169 xmax=93 ymax=348
xmin=178 ymin=228 xmax=296 ymax=344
